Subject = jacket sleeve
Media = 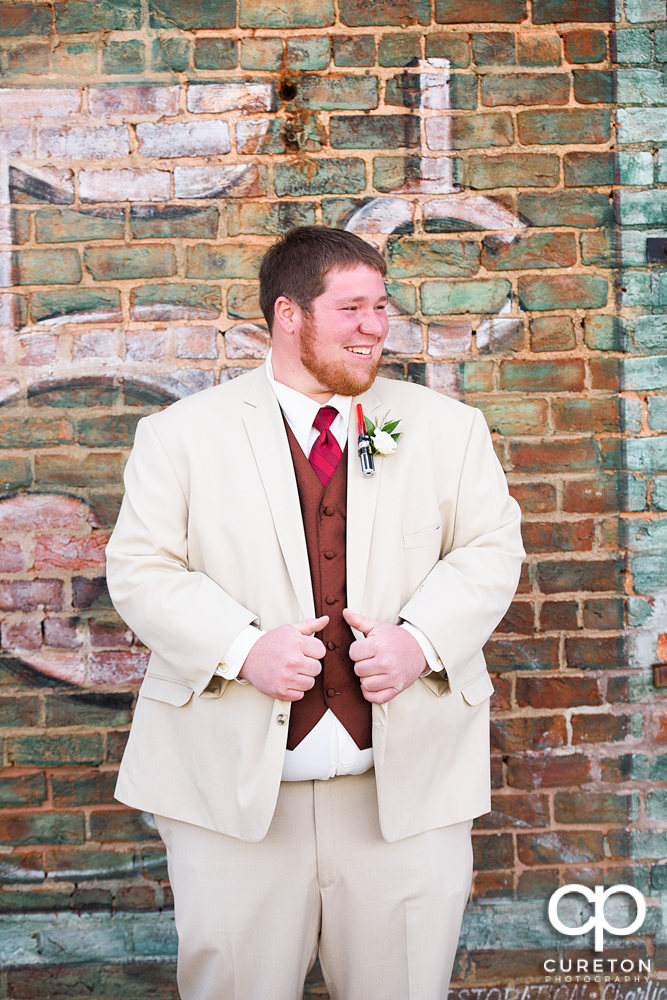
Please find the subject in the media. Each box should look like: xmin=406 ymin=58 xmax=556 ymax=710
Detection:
xmin=398 ymin=406 xmax=525 ymax=685
xmin=105 ymin=416 xmax=259 ymax=697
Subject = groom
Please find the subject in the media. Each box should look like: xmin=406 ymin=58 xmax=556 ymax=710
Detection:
xmin=106 ymin=226 xmax=524 ymax=1000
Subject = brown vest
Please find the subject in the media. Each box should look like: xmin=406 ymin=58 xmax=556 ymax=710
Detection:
xmin=284 ymin=422 xmax=373 ymax=752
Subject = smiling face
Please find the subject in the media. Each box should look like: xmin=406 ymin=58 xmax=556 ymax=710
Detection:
xmin=271 ymin=264 xmax=389 ymax=402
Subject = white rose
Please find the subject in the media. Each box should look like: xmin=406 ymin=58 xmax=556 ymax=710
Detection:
xmin=372 ymin=429 xmax=397 ymax=456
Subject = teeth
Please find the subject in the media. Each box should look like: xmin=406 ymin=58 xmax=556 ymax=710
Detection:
xmin=347 ymin=347 xmax=371 ymax=354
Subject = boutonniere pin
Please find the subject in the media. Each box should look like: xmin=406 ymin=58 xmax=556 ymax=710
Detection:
xmin=356 ymin=404 xmax=402 ymax=478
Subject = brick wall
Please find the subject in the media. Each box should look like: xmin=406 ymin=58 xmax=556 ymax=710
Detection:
xmin=0 ymin=0 xmax=666 ymax=995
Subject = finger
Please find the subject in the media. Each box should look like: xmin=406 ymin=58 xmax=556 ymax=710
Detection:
xmin=292 ymin=616 xmax=329 ymax=636
xmin=343 ymin=608 xmax=378 ymax=637
xmin=296 ymin=656 xmax=322 ymax=677
xmin=359 ymin=672 xmax=394 ymax=692
xmin=361 ymin=685 xmax=400 ymax=704
xmin=302 ymin=636 xmax=326 ymax=659
xmin=348 ymin=637 xmax=375 ymax=662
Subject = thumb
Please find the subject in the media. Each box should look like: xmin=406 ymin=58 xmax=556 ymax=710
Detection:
xmin=292 ymin=615 xmax=329 ymax=636
xmin=343 ymin=608 xmax=378 ymax=637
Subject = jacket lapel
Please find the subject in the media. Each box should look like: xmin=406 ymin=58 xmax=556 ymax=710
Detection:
xmin=242 ymin=367 xmax=315 ymax=620
xmin=346 ymin=386 xmax=383 ymax=621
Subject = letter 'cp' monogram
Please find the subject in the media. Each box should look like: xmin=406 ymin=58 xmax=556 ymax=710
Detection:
xmin=548 ymin=884 xmax=646 ymax=952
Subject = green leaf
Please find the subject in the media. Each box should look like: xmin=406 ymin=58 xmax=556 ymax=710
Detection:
xmin=364 ymin=415 xmax=376 ymax=435
xmin=383 ymin=419 xmax=400 ymax=434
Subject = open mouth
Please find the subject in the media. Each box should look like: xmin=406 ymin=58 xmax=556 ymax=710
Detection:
xmin=345 ymin=346 xmax=373 ymax=355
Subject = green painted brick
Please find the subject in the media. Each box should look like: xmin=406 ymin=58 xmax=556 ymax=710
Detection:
xmin=130 ymin=205 xmax=218 ymax=240
xmin=472 ymin=32 xmax=516 ymax=65
xmin=227 ymin=201 xmax=316 ymax=236
xmin=130 ymin=283 xmax=221 ymax=318
xmin=500 ymin=359 xmax=584 ymax=392
xmin=13 ymin=249 xmax=81 ymax=286
xmin=484 ymin=73 xmax=569 ymax=106
xmin=286 ymin=37 xmax=330 ymax=70
xmin=473 ymin=399 xmax=548 ymax=435
xmin=387 ymin=282 xmax=417 ymax=314
xmin=30 ymin=287 xmax=120 ymax=323
xmin=533 ymin=0 xmax=611 ymax=21
xmin=518 ymin=33 xmax=560 ymax=66
xmin=626 ymin=0 xmax=666 ymax=22
xmin=461 ymin=360 xmax=495 ymax=391
xmin=617 ymin=67 xmax=667 ymax=105
xmin=621 ymin=270 xmax=651 ymax=308
xmin=294 ymin=75 xmax=378 ymax=110
xmin=456 ymin=154 xmax=560 ymax=189
xmin=340 ymin=0 xmax=430 ymax=26
xmin=386 ymin=72 xmax=476 ymax=109
xmin=6 ymin=41 xmax=50 ymax=76
xmin=0 ymin=457 xmax=32 ymax=491
xmin=51 ymin=772 xmax=118 ymax=808
xmin=518 ymin=109 xmax=610 ymax=145
xmin=450 ymin=113 xmax=514 ymax=149
xmin=573 ymin=70 xmax=613 ymax=104
xmin=240 ymin=0 xmax=333 ymax=27
xmin=584 ymin=315 xmax=625 ymax=351
xmin=633 ymin=555 xmax=667 ymax=593
xmin=617 ymin=108 xmax=667 ymax=144
xmin=236 ymin=118 xmax=286 ymax=155
xmin=103 ymin=40 xmax=145 ymax=76
xmin=0 ymin=811 xmax=85 ymax=845
xmin=483 ymin=232 xmax=576 ymax=271
xmin=651 ymin=476 xmax=667 ymax=510
xmin=55 ymin=0 xmax=140 ymax=32
xmin=240 ymin=38 xmax=282 ymax=71
xmin=632 ymin=315 xmax=667 ymax=354
xmin=150 ymin=0 xmax=236 ymax=29
xmin=0 ymin=413 xmax=72 ymax=448
xmin=613 ymin=28 xmax=652 ymax=62
xmin=331 ymin=115 xmax=420 ymax=149
xmin=84 ymin=246 xmax=176 ymax=281
xmin=8 ymin=734 xmax=104 ymax=766
xmin=425 ymin=32 xmax=470 ymax=67
xmin=76 ymin=414 xmax=142 ymax=447
xmin=387 ymin=238 xmax=479 ymax=278
xmin=436 ymin=0 xmax=526 ymax=22
xmin=379 ymin=33 xmax=420 ymax=67
xmin=0 ymin=3 xmax=52 ymax=35
xmin=143 ymin=848 xmax=169 ymax=880
xmin=422 ymin=279 xmax=511 ymax=315
xmin=619 ymin=190 xmax=667 ymax=226
xmin=518 ymin=275 xmax=608 ymax=311
xmin=185 ymin=244 xmax=264 ymax=280
xmin=333 ymin=35 xmax=375 ymax=66
xmin=0 ymin=696 xmax=40 ymax=727
xmin=518 ymin=192 xmax=612 ymax=228
xmin=0 ymin=773 xmax=47 ymax=808
xmin=45 ymin=693 xmax=133 ymax=728
xmin=35 ymin=208 xmax=125 ymax=244
xmin=44 ymin=848 xmax=139 ymax=880
xmin=152 ymin=38 xmax=190 ymax=73
xmin=321 ymin=197 xmax=370 ymax=228
xmin=619 ymin=151 xmax=654 ymax=185
xmin=90 ymin=810 xmax=162 ymax=841
xmin=226 ymin=285 xmax=261 ymax=319
xmin=630 ymin=831 xmax=667 ymax=861
xmin=194 ymin=37 xmax=237 ymax=70
xmin=274 ymin=158 xmax=366 ymax=197
xmin=657 ymin=29 xmax=667 ymax=61
xmin=657 ymin=151 xmax=667 ymax=182
xmin=649 ymin=396 xmax=667 ymax=431
xmin=622 ymin=356 xmax=667 ymax=391
xmin=564 ymin=151 xmax=613 ymax=187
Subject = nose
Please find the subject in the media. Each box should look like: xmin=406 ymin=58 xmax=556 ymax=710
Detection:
xmin=359 ymin=308 xmax=387 ymax=336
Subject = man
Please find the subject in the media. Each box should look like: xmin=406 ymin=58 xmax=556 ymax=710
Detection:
xmin=106 ymin=226 xmax=524 ymax=1000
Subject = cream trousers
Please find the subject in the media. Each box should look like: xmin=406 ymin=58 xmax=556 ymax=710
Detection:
xmin=155 ymin=769 xmax=473 ymax=1000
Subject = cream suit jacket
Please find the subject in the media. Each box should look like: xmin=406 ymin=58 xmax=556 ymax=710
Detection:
xmin=105 ymin=364 xmax=525 ymax=843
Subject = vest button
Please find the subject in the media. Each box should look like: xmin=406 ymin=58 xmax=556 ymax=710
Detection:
xmin=323 ymin=506 xmax=335 ymax=516
xmin=327 ymin=688 xmax=337 ymax=697
xmin=325 ymin=596 xmax=337 ymax=605
xmin=324 ymin=549 xmax=335 ymax=559
xmin=327 ymin=641 xmax=336 ymax=651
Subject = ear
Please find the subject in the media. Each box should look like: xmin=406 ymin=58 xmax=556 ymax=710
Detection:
xmin=273 ymin=295 xmax=301 ymax=336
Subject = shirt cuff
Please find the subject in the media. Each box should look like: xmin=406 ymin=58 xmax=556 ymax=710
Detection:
xmin=215 ymin=624 xmax=266 ymax=684
xmin=399 ymin=622 xmax=445 ymax=677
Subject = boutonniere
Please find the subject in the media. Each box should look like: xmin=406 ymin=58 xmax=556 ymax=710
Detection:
xmin=365 ymin=411 xmax=402 ymax=457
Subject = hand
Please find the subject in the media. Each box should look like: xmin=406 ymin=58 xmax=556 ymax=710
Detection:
xmin=238 ymin=616 xmax=328 ymax=701
xmin=343 ymin=609 xmax=427 ymax=705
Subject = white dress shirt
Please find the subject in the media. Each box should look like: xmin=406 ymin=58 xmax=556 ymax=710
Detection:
xmin=216 ymin=352 xmax=444 ymax=781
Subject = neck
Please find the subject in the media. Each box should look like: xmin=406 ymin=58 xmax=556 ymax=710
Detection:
xmin=271 ymin=347 xmax=334 ymax=403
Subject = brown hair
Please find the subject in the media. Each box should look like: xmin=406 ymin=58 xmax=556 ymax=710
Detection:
xmin=258 ymin=226 xmax=387 ymax=332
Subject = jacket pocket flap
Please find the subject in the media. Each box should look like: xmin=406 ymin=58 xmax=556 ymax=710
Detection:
xmin=461 ymin=671 xmax=494 ymax=706
xmin=140 ymin=674 xmax=194 ymax=707
xmin=403 ymin=527 xmax=441 ymax=549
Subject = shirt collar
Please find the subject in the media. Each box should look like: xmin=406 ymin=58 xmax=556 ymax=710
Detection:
xmin=265 ymin=348 xmax=351 ymax=439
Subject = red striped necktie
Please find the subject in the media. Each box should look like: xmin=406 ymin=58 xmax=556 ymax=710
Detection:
xmin=309 ymin=405 xmax=343 ymax=486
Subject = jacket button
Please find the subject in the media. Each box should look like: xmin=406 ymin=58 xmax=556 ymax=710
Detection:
xmin=325 ymin=596 xmax=337 ymax=605
xmin=327 ymin=688 xmax=337 ymax=697
xmin=277 ymin=714 xmax=288 ymax=725
xmin=323 ymin=506 xmax=335 ymax=516
xmin=324 ymin=549 xmax=335 ymax=559
xmin=327 ymin=641 xmax=336 ymax=651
